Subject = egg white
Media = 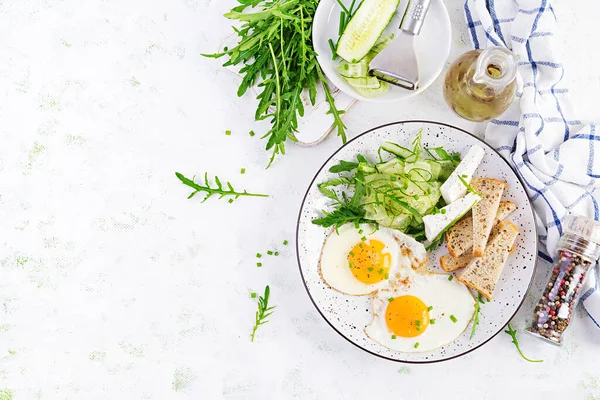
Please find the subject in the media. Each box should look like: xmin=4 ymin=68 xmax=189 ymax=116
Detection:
xmin=365 ymin=273 xmax=475 ymax=352
xmin=319 ymin=223 xmax=427 ymax=296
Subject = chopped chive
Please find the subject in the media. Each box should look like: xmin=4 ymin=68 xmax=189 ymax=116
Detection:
xmin=416 ymin=326 xmax=421 ymax=331
xmin=415 ymin=320 xmax=421 ymax=326
xmin=359 ymin=244 xmax=364 ymax=248
xmin=358 ymin=229 xmax=364 ymax=234
xmin=338 ymin=12 xmax=345 ymax=36
xmin=348 ymin=262 xmax=354 ymax=269
xmin=240 ymin=168 xmax=246 ymax=174
xmin=228 ymin=198 xmax=234 ymax=204
xmin=225 ymin=130 xmax=232 ymax=136
xmin=450 ymin=315 xmax=457 ymax=323
xmin=274 ymin=252 xmax=279 ymax=256
xmin=391 ymin=335 xmax=397 ymax=340
xmin=283 ymin=240 xmax=288 ymax=245
xmin=256 ymin=253 xmax=262 ymax=258
xmin=267 ymin=251 xmax=273 ymax=256
xmin=448 ymin=275 xmax=453 ymax=281
xmin=430 ymin=319 xmax=436 ymax=324
xmin=367 ymin=267 xmax=374 ymax=272
xmin=349 ymin=251 xmax=355 ymax=257
xmin=378 ymin=268 xmax=384 ymax=275
xmin=414 ymin=195 xmax=420 ymax=200
xmin=414 ymin=342 xmax=419 ymax=348
xmin=249 ymin=130 xmax=255 ymax=137
xmin=256 ymin=262 xmax=262 ymax=267
xmin=361 ymin=236 xmax=367 ymax=242
xmin=461 ymin=174 xmax=468 ymax=178
xmin=250 ymin=292 xmax=257 ymax=298
xmin=388 ymin=297 xmax=394 ymax=302
xmin=384 ymin=273 xmax=389 ymax=279
xmin=328 ymin=38 xmax=337 ymax=60
xmin=428 ymin=306 xmax=433 ymax=311
xmin=441 ymin=209 xmax=447 ymax=214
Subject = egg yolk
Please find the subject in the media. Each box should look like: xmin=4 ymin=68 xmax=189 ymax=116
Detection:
xmin=347 ymin=239 xmax=391 ymax=284
xmin=385 ymin=295 xmax=430 ymax=337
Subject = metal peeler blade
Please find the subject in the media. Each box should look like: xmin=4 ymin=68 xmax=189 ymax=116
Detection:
xmin=369 ymin=0 xmax=431 ymax=91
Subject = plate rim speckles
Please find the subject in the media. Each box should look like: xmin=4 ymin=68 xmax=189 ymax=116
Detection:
xmin=295 ymin=120 xmax=538 ymax=363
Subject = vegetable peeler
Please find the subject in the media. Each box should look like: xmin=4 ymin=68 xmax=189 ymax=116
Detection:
xmin=369 ymin=0 xmax=432 ymax=90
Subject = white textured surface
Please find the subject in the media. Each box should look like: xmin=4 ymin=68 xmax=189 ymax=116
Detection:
xmin=0 ymin=0 xmax=599 ymax=399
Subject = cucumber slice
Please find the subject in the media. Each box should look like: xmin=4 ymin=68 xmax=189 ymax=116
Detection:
xmin=337 ymin=60 xmax=369 ymax=78
xmin=344 ymin=76 xmax=381 ymax=89
xmin=422 ymin=160 xmax=443 ymax=181
xmin=376 ymin=158 xmax=404 ymax=175
xmin=336 ymin=0 xmax=402 ymax=62
xmin=358 ymin=161 xmax=377 ymax=174
xmin=364 ymin=204 xmax=412 ymax=230
xmin=367 ymin=34 xmax=395 ymax=59
xmin=352 ymin=81 xmax=390 ymax=98
xmin=380 ymin=142 xmax=414 ymax=159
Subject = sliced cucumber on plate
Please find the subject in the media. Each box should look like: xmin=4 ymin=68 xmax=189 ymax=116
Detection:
xmin=336 ymin=0 xmax=401 ymax=63
xmin=336 ymin=34 xmax=395 ymax=97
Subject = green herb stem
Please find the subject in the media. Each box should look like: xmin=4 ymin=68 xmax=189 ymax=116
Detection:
xmin=251 ymin=285 xmax=275 ymax=342
xmin=504 ymin=323 xmax=543 ymax=363
xmin=176 ymin=172 xmax=268 ymax=202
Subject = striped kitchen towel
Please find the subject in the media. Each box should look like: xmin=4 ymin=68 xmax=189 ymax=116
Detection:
xmin=464 ymin=0 xmax=600 ymax=328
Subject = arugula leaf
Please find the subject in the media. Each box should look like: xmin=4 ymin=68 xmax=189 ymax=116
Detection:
xmin=504 ymin=323 xmax=543 ymax=363
xmin=317 ymin=176 xmax=353 ymax=202
xmin=470 ymin=293 xmax=485 ymax=340
xmin=329 ymin=160 xmax=359 ymax=173
xmin=251 ymin=285 xmax=275 ymax=342
xmin=426 ymin=147 xmax=461 ymax=166
xmin=176 ymin=172 xmax=268 ymax=202
xmin=312 ymin=204 xmax=365 ymax=229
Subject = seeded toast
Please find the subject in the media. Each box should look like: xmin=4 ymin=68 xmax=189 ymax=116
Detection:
xmin=456 ymin=221 xmax=519 ymax=300
xmin=446 ymin=200 xmax=515 ymax=258
xmin=440 ymin=217 xmax=513 ymax=272
xmin=440 ymin=251 xmax=472 ymax=272
xmin=471 ymin=178 xmax=507 ymax=257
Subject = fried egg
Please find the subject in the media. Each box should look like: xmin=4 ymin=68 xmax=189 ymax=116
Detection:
xmin=319 ymin=223 xmax=427 ymax=296
xmin=365 ymin=273 xmax=475 ymax=352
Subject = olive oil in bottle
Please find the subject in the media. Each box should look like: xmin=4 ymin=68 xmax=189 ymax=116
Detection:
xmin=443 ymin=47 xmax=518 ymax=122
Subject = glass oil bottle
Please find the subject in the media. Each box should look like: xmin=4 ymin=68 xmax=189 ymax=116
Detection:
xmin=443 ymin=47 xmax=518 ymax=122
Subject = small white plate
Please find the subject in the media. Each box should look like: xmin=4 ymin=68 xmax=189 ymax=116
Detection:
xmin=313 ymin=0 xmax=452 ymax=103
xmin=296 ymin=121 xmax=538 ymax=363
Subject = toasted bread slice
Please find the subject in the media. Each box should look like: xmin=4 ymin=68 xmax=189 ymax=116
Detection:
xmin=440 ymin=216 xmax=513 ymax=272
xmin=446 ymin=200 xmax=516 ymax=258
xmin=440 ymin=252 xmax=472 ymax=272
xmin=471 ymin=178 xmax=507 ymax=257
xmin=456 ymin=221 xmax=519 ymax=300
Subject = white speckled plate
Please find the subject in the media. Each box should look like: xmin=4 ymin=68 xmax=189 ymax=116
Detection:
xmin=313 ymin=0 xmax=451 ymax=103
xmin=296 ymin=121 xmax=538 ymax=363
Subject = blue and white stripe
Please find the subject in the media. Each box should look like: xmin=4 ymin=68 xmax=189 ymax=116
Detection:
xmin=464 ymin=0 xmax=600 ymax=328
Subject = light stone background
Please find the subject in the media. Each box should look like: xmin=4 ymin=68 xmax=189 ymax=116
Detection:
xmin=0 ymin=0 xmax=599 ymax=399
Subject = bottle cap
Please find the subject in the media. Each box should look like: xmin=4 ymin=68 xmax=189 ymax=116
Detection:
xmin=560 ymin=214 xmax=600 ymax=261
xmin=563 ymin=215 xmax=600 ymax=245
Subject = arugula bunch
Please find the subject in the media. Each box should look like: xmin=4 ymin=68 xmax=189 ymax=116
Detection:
xmin=205 ymin=0 xmax=347 ymax=167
